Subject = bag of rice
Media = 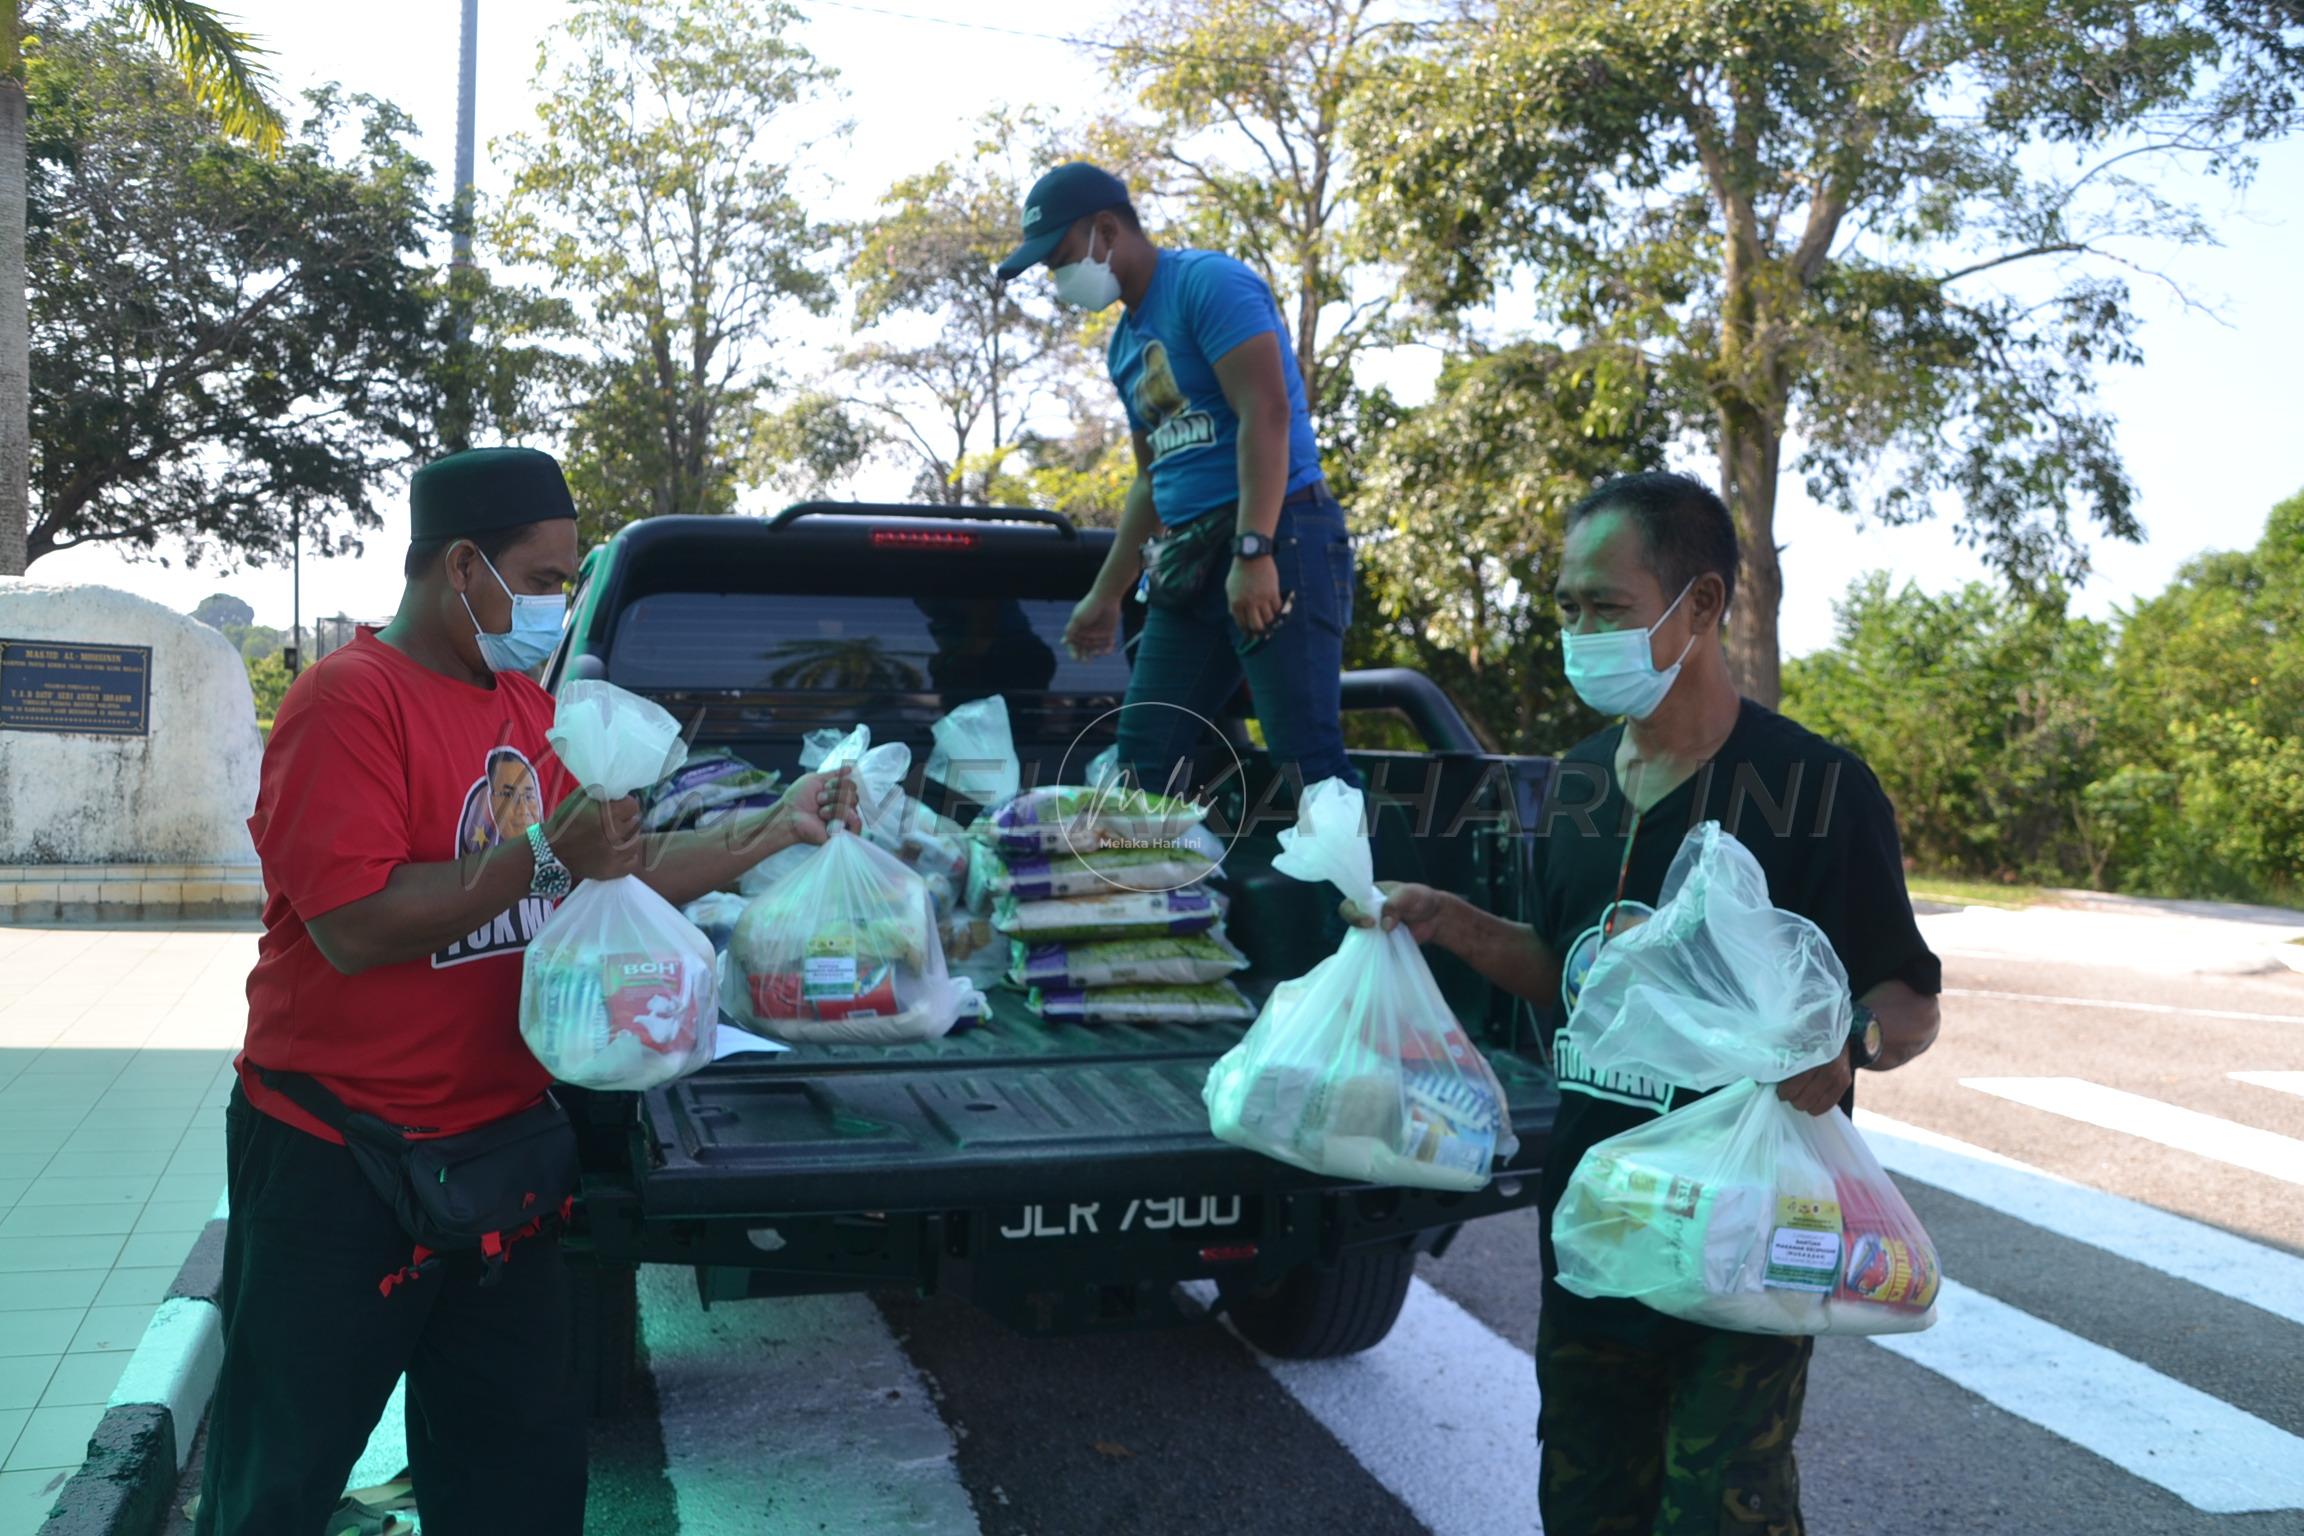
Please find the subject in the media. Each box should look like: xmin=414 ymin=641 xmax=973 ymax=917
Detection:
xmin=993 ymin=845 xmax=1220 ymax=902
xmin=1009 ymin=933 xmax=1249 ymax=989
xmin=985 ymin=784 xmax=1207 ymax=857
xmin=993 ymin=887 xmax=1226 ymax=943
xmin=1029 ymin=981 xmax=1256 ymax=1024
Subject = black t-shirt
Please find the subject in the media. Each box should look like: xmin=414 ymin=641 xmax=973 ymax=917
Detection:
xmin=1531 ymin=699 xmax=1942 ymax=1342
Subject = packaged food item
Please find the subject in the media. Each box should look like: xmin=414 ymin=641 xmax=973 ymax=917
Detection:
xmin=986 ymin=784 xmax=1208 ymax=857
xmin=993 ymin=887 xmax=1227 ymax=943
xmin=1204 ymin=779 xmax=1517 ymax=1192
xmin=1550 ymin=823 xmax=1940 ymax=1336
xmin=720 ymin=828 xmax=971 ymax=1046
xmin=1551 ymin=1079 xmax=1940 ymax=1335
xmin=1029 ymin=981 xmax=1256 ymax=1024
xmin=641 ymin=749 xmax=782 ymax=832
xmin=1008 ymin=933 xmax=1249 ymax=989
xmin=521 ymin=681 xmax=716 ymax=1090
xmin=679 ymin=890 xmax=748 ymax=954
xmin=992 ymin=845 xmax=1221 ymax=902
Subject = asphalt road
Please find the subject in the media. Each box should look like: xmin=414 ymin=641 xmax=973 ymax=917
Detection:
xmin=171 ymin=947 xmax=2304 ymax=1535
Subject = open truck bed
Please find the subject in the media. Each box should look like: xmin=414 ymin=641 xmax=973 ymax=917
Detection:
xmin=544 ymin=504 xmax=1562 ymax=1408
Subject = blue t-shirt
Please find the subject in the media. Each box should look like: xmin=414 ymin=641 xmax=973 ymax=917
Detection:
xmin=1107 ymin=250 xmax=1323 ymax=527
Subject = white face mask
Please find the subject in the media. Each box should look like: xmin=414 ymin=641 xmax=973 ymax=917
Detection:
xmin=1561 ymin=578 xmax=1698 ymax=720
xmin=1049 ymin=224 xmax=1121 ymax=311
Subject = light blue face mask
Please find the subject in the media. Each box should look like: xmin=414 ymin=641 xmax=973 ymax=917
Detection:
xmin=460 ymin=545 xmax=566 ymax=673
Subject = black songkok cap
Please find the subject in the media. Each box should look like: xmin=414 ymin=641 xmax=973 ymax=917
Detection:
xmin=409 ymin=447 xmax=577 ymax=541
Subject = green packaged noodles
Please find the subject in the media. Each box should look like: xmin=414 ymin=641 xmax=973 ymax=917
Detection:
xmin=992 ymin=844 xmax=1220 ymax=901
xmin=1009 ymin=933 xmax=1248 ymax=989
xmin=1029 ymin=981 xmax=1256 ymax=1024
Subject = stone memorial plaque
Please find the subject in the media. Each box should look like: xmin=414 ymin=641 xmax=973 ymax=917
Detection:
xmin=0 ymin=637 xmax=154 ymax=737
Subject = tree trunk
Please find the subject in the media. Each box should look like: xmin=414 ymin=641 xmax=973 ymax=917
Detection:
xmin=1719 ymin=403 xmax=1783 ymax=708
xmin=0 ymin=66 xmax=28 ymax=577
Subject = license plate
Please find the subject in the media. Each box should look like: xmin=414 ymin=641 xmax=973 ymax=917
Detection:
xmin=996 ymin=1194 xmax=1251 ymax=1241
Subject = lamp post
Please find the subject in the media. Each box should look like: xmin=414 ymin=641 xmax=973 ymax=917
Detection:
xmin=285 ymin=504 xmax=301 ymax=678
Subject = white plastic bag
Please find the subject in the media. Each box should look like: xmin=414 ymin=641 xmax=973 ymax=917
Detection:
xmin=720 ymin=828 xmax=971 ymax=1045
xmin=547 ymin=679 xmax=687 ymax=797
xmin=1566 ymin=821 xmax=1850 ymax=1090
xmin=1551 ymin=823 xmax=1940 ymax=1335
xmin=522 ymin=681 xmax=716 ymax=1089
xmin=1203 ymin=779 xmax=1517 ymax=1191
xmin=816 ymin=724 xmax=972 ymax=904
xmin=925 ymin=695 xmax=1021 ymax=820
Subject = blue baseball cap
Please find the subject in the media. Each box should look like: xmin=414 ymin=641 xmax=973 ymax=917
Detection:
xmin=996 ymin=162 xmax=1131 ymax=280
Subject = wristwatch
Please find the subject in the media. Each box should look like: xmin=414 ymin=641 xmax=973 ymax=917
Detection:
xmin=1234 ymin=531 xmax=1275 ymax=560
xmin=526 ymin=821 xmax=572 ymax=900
xmin=1848 ymin=1002 xmax=1882 ymax=1071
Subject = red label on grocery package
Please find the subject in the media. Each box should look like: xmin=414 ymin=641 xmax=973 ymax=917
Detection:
xmin=601 ymin=953 xmax=695 ymax=1052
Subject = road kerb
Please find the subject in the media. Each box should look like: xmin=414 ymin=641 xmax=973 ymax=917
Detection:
xmin=36 ymin=1218 xmax=228 ymax=1536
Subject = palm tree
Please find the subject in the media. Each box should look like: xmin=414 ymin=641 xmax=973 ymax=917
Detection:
xmin=0 ymin=1 xmax=281 ymax=575
xmin=767 ymin=638 xmax=928 ymax=694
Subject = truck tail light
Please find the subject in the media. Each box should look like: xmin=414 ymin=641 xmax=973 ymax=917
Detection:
xmin=1199 ymin=1244 xmax=1257 ymax=1264
xmin=872 ymin=528 xmax=979 ymax=550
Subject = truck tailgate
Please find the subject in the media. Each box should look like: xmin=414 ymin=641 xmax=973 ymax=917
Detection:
xmin=631 ymin=993 xmax=1557 ymax=1217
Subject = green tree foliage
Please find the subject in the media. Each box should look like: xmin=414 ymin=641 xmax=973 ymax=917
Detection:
xmin=1784 ymin=489 xmax=2304 ymax=902
xmin=2088 ymin=490 xmax=2304 ymax=899
xmin=24 ymin=21 xmax=439 ymax=570
xmin=1106 ymin=0 xmax=1405 ymax=425
xmin=190 ymin=591 xmax=252 ymax=631
xmin=1354 ymin=0 xmax=2304 ymax=708
xmin=492 ymin=0 xmax=837 ymax=542
xmin=836 ymin=110 xmax=1083 ymax=505
xmin=1782 ymin=575 xmax=2114 ymax=885
xmin=244 ymin=646 xmax=288 ymax=723
xmin=1345 ymin=342 xmax=1672 ymax=753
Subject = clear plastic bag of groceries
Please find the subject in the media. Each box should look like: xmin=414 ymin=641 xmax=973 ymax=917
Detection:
xmin=924 ymin=694 xmax=1021 ymax=824
xmin=719 ymin=825 xmax=974 ymax=1046
xmin=521 ymin=682 xmax=718 ymax=1090
xmin=1203 ymin=779 xmax=1517 ymax=1192
xmin=1551 ymin=823 xmax=1940 ymax=1335
xmin=819 ymin=724 xmax=973 ymax=907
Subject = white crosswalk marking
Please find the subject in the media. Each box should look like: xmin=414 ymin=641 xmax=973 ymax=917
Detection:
xmin=638 ymin=1266 xmax=978 ymax=1535
xmin=1939 ymin=986 xmax=2304 ymax=1025
xmin=2231 ymin=1069 xmax=2304 ymax=1100
xmin=1961 ymin=1075 xmax=2304 ymax=1185
xmin=1185 ymin=1277 xmax=1544 ymax=1536
xmin=1857 ymin=1110 xmax=2304 ymax=1327
xmin=1871 ymin=1279 xmax=2304 ymax=1513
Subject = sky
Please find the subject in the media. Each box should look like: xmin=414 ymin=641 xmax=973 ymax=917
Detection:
xmin=33 ymin=0 xmax=2304 ymax=660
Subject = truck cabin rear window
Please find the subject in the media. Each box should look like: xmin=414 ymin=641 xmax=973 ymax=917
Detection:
xmin=606 ymin=592 xmax=1130 ymax=696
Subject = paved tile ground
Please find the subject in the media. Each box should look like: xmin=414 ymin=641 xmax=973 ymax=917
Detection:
xmin=0 ymin=925 xmax=255 ymax=1536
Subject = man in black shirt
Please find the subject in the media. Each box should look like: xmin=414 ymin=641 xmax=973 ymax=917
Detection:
xmin=1365 ymin=472 xmax=1942 ymax=1535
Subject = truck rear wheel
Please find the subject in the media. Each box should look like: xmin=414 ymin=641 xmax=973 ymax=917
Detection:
xmin=1216 ymin=1247 xmax=1415 ymax=1359
xmin=566 ymin=1256 xmax=639 ymax=1417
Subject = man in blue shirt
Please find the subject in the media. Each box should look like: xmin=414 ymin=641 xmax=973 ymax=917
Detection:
xmin=997 ymin=163 xmax=1357 ymax=797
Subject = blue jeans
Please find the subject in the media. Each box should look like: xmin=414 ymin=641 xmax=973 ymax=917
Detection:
xmin=1119 ymin=490 xmax=1361 ymax=797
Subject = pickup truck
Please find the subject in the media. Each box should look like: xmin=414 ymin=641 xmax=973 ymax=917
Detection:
xmin=541 ymin=502 xmax=1563 ymax=1412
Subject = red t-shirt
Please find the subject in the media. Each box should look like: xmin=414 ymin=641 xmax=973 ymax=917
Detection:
xmin=238 ymin=630 xmax=576 ymax=1142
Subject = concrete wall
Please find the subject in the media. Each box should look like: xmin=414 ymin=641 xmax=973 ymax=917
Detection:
xmin=0 ymin=580 xmax=261 ymax=865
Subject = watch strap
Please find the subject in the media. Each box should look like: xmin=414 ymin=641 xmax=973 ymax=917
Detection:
xmin=1848 ymin=1002 xmax=1881 ymax=1070
xmin=526 ymin=820 xmax=571 ymax=899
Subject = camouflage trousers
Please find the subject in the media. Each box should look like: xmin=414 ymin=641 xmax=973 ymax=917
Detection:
xmin=1534 ymin=1310 xmax=1813 ymax=1536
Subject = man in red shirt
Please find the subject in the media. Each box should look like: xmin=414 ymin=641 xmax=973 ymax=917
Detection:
xmin=196 ymin=447 xmax=857 ymax=1536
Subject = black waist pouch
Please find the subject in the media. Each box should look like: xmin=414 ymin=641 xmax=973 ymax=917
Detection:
xmin=258 ymin=1065 xmax=579 ymax=1284
xmin=1142 ymin=509 xmax=1234 ymax=609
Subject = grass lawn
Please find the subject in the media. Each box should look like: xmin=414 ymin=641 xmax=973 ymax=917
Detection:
xmin=1905 ymin=875 xmax=2046 ymax=910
